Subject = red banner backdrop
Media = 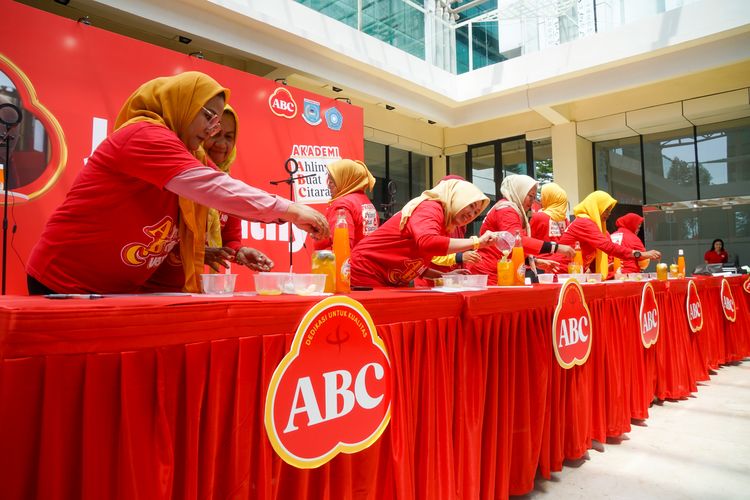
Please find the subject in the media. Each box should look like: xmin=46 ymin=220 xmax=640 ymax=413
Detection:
xmin=0 ymin=0 xmax=363 ymax=294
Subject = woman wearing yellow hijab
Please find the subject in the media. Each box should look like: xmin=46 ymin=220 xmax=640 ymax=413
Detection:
xmin=349 ymin=179 xmax=497 ymax=287
xmin=203 ymin=105 xmax=273 ymax=273
xmin=27 ymin=71 xmax=328 ymax=295
xmin=549 ymin=190 xmax=661 ymax=279
xmin=530 ymin=182 xmax=569 ymax=242
xmin=314 ymin=159 xmax=380 ymax=251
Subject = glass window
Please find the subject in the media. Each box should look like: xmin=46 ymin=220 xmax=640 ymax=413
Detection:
xmin=594 ymin=136 xmax=643 ymax=204
xmin=411 ymin=152 xmax=430 ymax=196
xmin=643 ymin=128 xmax=697 ymax=204
xmin=696 ymin=117 xmax=750 ymax=200
xmin=500 ymin=138 xmax=527 ymax=177
xmin=532 ymin=138 xmax=553 ymax=186
xmin=469 ymin=143 xmax=498 ymax=235
xmin=388 ymin=147 xmax=410 ymax=209
xmin=364 ymin=140 xmax=386 ymax=220
xmin=447 ymin=152 xmax=467 ymax=179
xmin=362 ymin=0 xmax=425 ymax=59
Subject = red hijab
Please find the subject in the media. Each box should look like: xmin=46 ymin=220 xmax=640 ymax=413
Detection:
xmin=615 ymin=213 xmax=643 ymax=233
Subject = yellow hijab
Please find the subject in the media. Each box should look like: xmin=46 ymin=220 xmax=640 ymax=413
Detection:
xmin=114 ymin=71 xmax=230 ymax=293
xmin=573 ymin=190 xmax=617 ymax=279
xmin=399 ymin=179 xmax=489 ymax=231
xmin=327 ymin=159 xmax=376 ymax=200
xmin=541 ymin=182 xmax=568 ymax=222
xmin=206 ymin=105 xmax=238 ymax=249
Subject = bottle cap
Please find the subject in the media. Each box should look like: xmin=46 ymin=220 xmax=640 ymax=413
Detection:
xmin=678 ymin=249 xmax=684 ymax=255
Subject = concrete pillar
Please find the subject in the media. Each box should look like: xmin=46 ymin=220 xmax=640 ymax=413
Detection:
xmin=551 ymin=122 xmax=594 ymax=207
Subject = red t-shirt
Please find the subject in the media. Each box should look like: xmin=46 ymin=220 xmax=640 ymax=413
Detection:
xmin=314 ymin=191 xmax=379 ymax=251
xmin=350 ymin=200 xmax=450 ymax=287
xmin=530 ymin=211 xmax=566 ymax=242
xmin=467 ymin=205 xmax=545 ymax=284
xmin=609 ymin=228 xmax=646 ymax=274
xmin=548 ymin=217 xmax=632 ymax=271
xmin=27 ymin=122 xmax=202 ymax=293
xmin=704 ymin=249 xmax=728 ymax=264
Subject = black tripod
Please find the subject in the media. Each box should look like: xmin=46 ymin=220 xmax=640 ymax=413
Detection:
xmin=269 ymin=158 xmax=316 ymax=270
xmin=0 ymin=103 xmax=23 ymax=295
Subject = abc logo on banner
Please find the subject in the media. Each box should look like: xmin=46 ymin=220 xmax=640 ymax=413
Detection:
xmin=720 ymin=278 xmax=736 ymax=322
xmin=686 ymin=279 xmax=703 ymax=333
xmin=268 ymin=87 xmax=298 ymax=119
xmin=639 ymin=282 xmax=659 ymax=348
xmin=552 ymin=278 xmax=593 ymax=369
xmin=265 ymin=296 xmax=391 ymax=468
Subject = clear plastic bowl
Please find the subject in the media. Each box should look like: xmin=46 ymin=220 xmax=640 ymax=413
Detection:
xmin=462 ymin=274 xmax=488 ymax=290
xmin=292 ymin=273 xmax=327 ymax=295
xmin=441 ymin=275 xmax=462 ymax=289
xmin=584 ymin=273 xmax=602 ymax=283
xmin=537 ymin=273 xmax=555 ymax=284
xmin=254 ymin=272 xmax=291 ymax=295
xmin=201 ymin=273 xmax=237 ymax=296
xmin=556 ymin=273 xmax=587 ymax=282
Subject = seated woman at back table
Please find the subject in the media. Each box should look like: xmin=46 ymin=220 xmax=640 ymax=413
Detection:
xmin=350 ymin=179 xmax=497 ymax=287
xmin=26 ymin=71 xmax=328 ymax=295
xmin=547 ymin=191 xmax=661 ymax=279
xmin=704 ymin=238 xmax=729 ymax=264
xmin=467 ymin=174 xmax=575 ymax=285
xmin=314 ymin=158 xmax=379 ymax=251
xmin=608 ymin=213 xmax=650 ymax=275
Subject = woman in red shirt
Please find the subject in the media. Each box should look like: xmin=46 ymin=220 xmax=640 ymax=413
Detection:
xmin=314 ymin=159 xmax=379 ymax=251
xmin=704 ymin=239 xmax=729 ymax=264
xmin=27 ymin=72 xmax=328 ymax=295
xmin=530 ymin=182 xmax=569 ymax=244
xmin=609 ymin=213 xmax=649 ymax=274
xmin=467 ymin=175 xmax=575 ymax=285
xmin=350 ymin=179 xmax=497 ymax=287
xmin=549 ymin=191 xmax=661 ymax=279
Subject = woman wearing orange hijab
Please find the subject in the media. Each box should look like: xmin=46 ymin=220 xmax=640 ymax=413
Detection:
xmin=27 ymin=71 xmax=327 ymax=294
xmin=314 ymin=159 xmax=379 ymax=251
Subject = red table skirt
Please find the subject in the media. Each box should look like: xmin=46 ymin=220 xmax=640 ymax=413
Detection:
xmin=0 ymin=277 xmax=748 ymax=499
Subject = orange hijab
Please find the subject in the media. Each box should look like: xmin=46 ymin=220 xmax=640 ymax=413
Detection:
xmin=114 ymin=71 xmax=230 ymax=293
xmin=326 ymin=159 xmax=376 ymax=201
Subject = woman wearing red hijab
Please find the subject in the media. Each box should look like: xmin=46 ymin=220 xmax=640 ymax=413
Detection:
xmin=609 ymin=213 xmax=649 ymax=274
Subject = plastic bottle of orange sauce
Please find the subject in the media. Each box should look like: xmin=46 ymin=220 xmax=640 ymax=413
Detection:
xmin=677 ymin=249 xmax=686 ymax=278
xmin=569 ymin=241 xmax=583 ymax=274
xmin=613 ymin=257 xmax=622 ymax=276
xmin=332 ymin=208 xmax=351 ymax=294
xmin=511 ymin=229 xmax=525 ymax=285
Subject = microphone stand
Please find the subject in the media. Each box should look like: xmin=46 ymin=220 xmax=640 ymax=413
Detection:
xmin=1 ymin=126 xmax=15 ymax=295
xmin=269 ymin=158 xmax=316 ymax=270
xmin=381 ymin=180 xmax=397 ymax=220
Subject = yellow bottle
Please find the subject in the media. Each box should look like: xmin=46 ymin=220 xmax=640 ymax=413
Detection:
xmin=677 ymin=249 xmax=686 ymax=278
xmin=332 ymin=208 xmax=351 ymax=294
xmin=511 ymin=229 xmax=525 ymax=285
xmin=311 ymin=250 xmax=336 ymax=293
xmin=656 ymin=262 xmax=668 ymax=281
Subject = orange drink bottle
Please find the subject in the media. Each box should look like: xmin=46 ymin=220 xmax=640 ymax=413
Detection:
xmin=568 ymin=241 xmax=583 ymax=274
xmin=511 ymin=229 xmax=525 ymax=285
xmin=332 ymin=208 xmax=351 ymax=294
xmin=311 ymin=250 xmax=336 ymax=293
xmin=613 ymin=257 xmax=622 ymax=276
xmin=677 ymin=249 xmax=686 ymax=278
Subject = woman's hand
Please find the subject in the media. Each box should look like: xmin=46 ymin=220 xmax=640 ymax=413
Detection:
xmin=477 ymin=231 xmax=498 ymax=248
xmin=556 ymin=243 xmax=575 ymax=259
xmin=536 ymin=258 xmax=564 ymax=273
xmin=461 ymin=250 xmax=482 ymax=265
xmin=235 ymin=247 xmax=274 ymax=272
xmin=285 ymin=204 xmax=330 ymax=240
xmin=204 ymin=246 xmax=236 ymax=272
xmin=643 ymin=249 xmax=662 ymax=260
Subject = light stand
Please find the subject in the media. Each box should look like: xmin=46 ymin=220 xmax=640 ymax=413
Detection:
xmin=0 ymin=102 xmax=23 ymax=295
xmin=269 ymin=158 xmax=315 ymax=270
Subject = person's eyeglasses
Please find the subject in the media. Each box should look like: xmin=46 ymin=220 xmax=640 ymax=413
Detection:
xmin=201 ymin=106 xmax=222 ymax=137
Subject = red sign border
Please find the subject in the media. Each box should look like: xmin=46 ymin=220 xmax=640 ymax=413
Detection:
xmin=264 ymin=295 xmax=391 ymax=469
xmin=720 ymin=278 xmax=737 ymax=323
xmin=686 ymin=279 xmax=704 ymax=333
xmin=639 ymin=282 xmax=659 ymax=349
xmin=552 ymin=278 xmax=593 ymax=370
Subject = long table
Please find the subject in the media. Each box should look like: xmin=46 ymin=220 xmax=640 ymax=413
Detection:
xmin=1 ymin=277 xmax=748 ymax=499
